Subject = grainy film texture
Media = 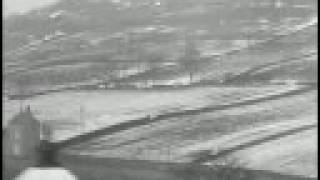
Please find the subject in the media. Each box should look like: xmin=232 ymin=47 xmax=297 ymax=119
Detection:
xmin=3 ymin=0 xmax=318 ymax=179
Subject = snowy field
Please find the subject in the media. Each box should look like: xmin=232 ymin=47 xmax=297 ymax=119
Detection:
xmin=3 ymin=85 xmax=299 ymax=141
xmin=62 ymin=89 xmax=316 ymax=159
xmin=60 ymin=89 xmax=317 ymax=178
xmin=232 ymin=128 xmax=317 ymax=178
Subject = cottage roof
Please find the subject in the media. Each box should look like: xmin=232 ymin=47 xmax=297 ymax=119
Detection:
xmin=9 ymin=106 xmax=40 ymax=127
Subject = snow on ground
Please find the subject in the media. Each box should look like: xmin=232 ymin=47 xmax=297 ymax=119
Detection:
xmin=232 ymin=128 xmax=317 ymax=178
xmin=177 ymin=115 xmax=316 ymax=159
xmin=3 ymin=86 xmax=294 ymax=141
xmin=63 ymin=90 xmax=316 ymax=164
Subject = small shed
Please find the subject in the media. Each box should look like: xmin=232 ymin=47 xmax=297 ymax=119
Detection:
xmin=3 ymin=106 xmax=41 ymax=158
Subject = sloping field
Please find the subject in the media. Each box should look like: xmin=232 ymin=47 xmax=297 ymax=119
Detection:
xmin=4 ymin=2 xmax=317 ymax=92
xmin=199 ymin=23 xmax=317 ymax=82
xmin=258 ymin=56 xmax=317 ymax=83
xmin=183 ymin=117 xmax=316 ymax=162
xmin=4 ymin=153 xmax=315 ymax=180
xmin=6 ymin=18 xmax=316 ymax=96
xmin=91 ymin=20 xmax=318 ymax=85
xmin=225 ymin=51 xmax=318 ymax=84
xmin=112 ymin=19 xmax=317 ymax=86
xmin=232 ymin=128 xmax=317 ymax=178
xmin=3 ymin=85 xmax=299 ymax=140
xmin=61 ymin=88 xmax=316 ymax=163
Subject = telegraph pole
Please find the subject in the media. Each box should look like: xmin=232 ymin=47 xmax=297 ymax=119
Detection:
xmin=183 ymin=30 xmax=199 ymax=84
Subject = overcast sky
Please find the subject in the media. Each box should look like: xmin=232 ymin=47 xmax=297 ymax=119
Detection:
xmin=4 ymin=0 xmax=58 ymax=16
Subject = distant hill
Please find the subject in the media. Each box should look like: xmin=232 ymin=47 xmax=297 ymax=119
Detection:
xmin=3 ymin=0 xmax=317 ymax=93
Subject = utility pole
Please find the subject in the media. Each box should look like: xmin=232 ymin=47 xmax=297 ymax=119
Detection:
xmin=183 ymin=30 xmax=198 ymax=84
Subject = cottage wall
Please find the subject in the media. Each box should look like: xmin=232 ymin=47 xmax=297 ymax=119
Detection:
xmin=3 ymin=108 xmax=41 ymax=159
